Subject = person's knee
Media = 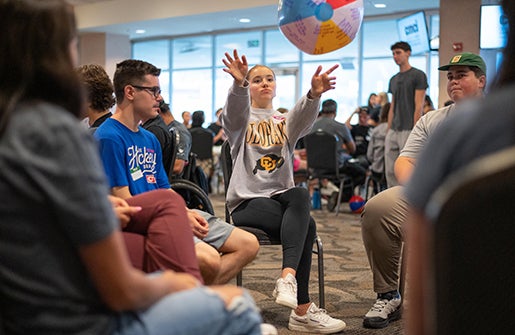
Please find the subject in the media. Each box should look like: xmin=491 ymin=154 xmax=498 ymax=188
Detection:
xmin=154 ymin=188 xmax=187 ymax=210
xmin=196 ymin=244 xmax=221 ymax=284
xmin=361 ymin=187 xmax=402 ymax=231
xmin=227 ymin=229 xmax=259 ymax=261
xmin=240 ymin=231 xmax=259 ymax=260
xmin=283 ymin=187 xmax=310 ymax=210
xmin=287 ymin=187 xmax=310 ymax=200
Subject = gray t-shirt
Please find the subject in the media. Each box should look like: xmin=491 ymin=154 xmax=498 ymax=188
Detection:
xmin=399 ymin=103 xmax=456 ymax=159
xmin=168 ymin=119 xmax=192 ymax=162
xmin=406 ymin=86 xmax=515 ymax=213
xmin=388 ymin=67 xmax=428 ymax=131
xmin=0 ymin=103 xmax=117 ymax=334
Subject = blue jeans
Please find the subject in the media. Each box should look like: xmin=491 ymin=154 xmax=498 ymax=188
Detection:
xmin=113 ymin=287 xmax=262 ymax=335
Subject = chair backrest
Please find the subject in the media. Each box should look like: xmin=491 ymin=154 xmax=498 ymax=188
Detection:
xmin=167 ymin=128 xmax=178 ymax=182
xmin=190 ymin=128 xmax=213 ymax=160
xmin=304 ymin=129 xmax=340 ymax=179
xmin=220 ymin=141 xmax=233 ymax=221
xmin=426 ymin=146 xmax=515 ymax=335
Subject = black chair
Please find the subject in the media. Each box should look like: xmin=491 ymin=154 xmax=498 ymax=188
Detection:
xmin=168 ymin=128 xmax=214 ymax=215
xmin=424 ymin=146 xmax=515 ymax=335
xmin=190 ymin=128 xmax=214 ymax=161
xmin=304 ymin=129 xmax=354 ymax=215
xmin=220 ymin=141 xmax=326 ymax=308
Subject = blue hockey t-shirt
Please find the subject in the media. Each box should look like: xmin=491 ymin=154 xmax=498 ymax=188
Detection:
xmin=94 ymin=118 xmax=170 ymax=195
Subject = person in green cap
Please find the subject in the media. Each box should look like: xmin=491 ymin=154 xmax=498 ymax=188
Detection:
xmin=359 ymin=51 xmax=486 ymax=329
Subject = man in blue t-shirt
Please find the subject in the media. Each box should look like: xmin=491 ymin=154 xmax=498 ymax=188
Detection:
xmin=95 ymin=59 xmax=258 ymax=285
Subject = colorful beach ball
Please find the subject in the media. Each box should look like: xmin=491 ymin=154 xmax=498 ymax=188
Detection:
xmin=278 ymin=0 xmax=364 ymax=55
xmin=349 ymin=195 xmax=365 ymax=214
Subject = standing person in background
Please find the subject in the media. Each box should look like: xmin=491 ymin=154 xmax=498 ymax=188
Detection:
xmin=385 ymin=41 xmax=428 ymax=187
xmin=181 ymin=110 xmax=191 ymax=129
xmin=222 ymin=49 xmax=346 ymax=334
xmin=0 ymin=1 xmax=266 ymax=334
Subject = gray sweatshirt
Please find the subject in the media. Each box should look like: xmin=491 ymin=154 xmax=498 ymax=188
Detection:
xmin=222 ymin=83 xmax=320 ymax=213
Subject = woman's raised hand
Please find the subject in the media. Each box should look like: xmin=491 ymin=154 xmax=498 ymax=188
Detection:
xmin=310 ymin=64 xmax=339 ymax=98
xmin=222 ymin=49 xmax=249 ymax=86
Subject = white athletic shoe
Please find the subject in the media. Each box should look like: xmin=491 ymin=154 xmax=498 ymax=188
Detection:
xmin=288 ymin=303 xmax=346 ymax=334
xmin=272 ymin=273 xmax=298 ymax=309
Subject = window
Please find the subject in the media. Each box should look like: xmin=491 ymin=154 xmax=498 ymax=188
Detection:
xmin=215 ymin=31 xmax=263 ymax=66
xmin=171 ymin=69 xmax=212 ymax=121
xmin=132 ymin=13 xmax=440 ymax=122
xmin=133 ymin=40 xmax=169 ymax=70
xmin=173 ymin=36 xmax=212 ymax=69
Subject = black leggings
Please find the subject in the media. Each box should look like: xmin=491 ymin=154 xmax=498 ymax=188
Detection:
xmin=232 ymin=187 xmax=316 ymax=305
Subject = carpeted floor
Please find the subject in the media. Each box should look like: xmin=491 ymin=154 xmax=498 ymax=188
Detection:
xmin=209 ymin=193 xmax=404 ymax=335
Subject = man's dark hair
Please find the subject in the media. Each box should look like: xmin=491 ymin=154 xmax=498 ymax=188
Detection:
xmin=191 ymin=110 xmax=205 ymax=127
xmin=321 ymin=99 xmax=337 ymax=114
xmin=390 ymin=41 xmax=412 ymax=52
xmin=159 ymin=100 xmax=170 ymax=114
xmin=113 ymin=59 xmax=161 ymax=103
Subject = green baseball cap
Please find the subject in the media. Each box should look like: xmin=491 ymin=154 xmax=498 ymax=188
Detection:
xmin=438 ymin=52 xmax=486 ymax=74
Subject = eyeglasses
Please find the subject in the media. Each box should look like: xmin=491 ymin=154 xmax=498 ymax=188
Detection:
xmin=131 ymin=85 xmax=162 ymax=99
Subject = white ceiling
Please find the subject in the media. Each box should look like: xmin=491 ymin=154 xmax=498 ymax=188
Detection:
xmin=70 ymin=0 xmax=439 ymax=40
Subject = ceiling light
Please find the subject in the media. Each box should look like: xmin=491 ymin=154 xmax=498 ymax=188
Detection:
xmin=239 ymin=18 xmax=251 ymax=23
xmin=135 ymin=29 xmax=146 ymax=34
xmin=374 ymin=4 xmax=386 ymax=8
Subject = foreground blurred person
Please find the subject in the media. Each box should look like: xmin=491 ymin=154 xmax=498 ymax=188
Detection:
xmin=0 ymin=1 xmax=267 ymax=334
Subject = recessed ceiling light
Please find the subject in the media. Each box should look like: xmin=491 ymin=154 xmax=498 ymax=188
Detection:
xmin=239 ymin=18 xmax=251 ymax=23
xmin=135 ymin=29 xmax=146 ymax=34
xmin=374 ymin=4 xmax=387 ymax=8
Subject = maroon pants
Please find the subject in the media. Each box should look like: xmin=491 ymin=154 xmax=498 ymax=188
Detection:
xmin=122 ymin=189 xmax=203 ymax=283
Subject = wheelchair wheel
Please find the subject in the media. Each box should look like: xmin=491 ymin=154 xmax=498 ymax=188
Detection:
xmin=170 ymin=179 xmax=214 ymax=215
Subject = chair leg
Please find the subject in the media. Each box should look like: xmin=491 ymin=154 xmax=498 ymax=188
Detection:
xmin=314 ymin=235 xmax=325 ymax=309
xmin=399 ymin=243 xmax=407 ymax=302
xmin=236 ymin=270 xmax=242 ymax=286
xmin=335 ymin=181 xmax=344 ymax=216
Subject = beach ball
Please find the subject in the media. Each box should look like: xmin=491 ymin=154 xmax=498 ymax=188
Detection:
xmin=349 ymin=195 xmax=365 ymax=214
xmin=278 ymin=0 xmax=364 ymax=55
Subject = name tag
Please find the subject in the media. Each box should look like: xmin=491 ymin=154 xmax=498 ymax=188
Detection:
xmin=130 ymin=167 xmax=143 ymax=181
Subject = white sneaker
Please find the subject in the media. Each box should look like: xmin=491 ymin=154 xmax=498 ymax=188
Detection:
xmin=363 ymin=292 xmax=402 ymax=328
xmin=260 ymin=323 xmax=278 ymax=335
xmin=272 ymin=273 xmax=297 ymax=309
xmin=288 ymin=303 xmax=346 ymax=334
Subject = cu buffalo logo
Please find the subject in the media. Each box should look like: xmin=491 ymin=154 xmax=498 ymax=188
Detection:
xmin=253 ymin=154 xmax=285 ymax=174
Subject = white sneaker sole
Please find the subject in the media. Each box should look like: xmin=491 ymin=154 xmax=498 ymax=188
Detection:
xmin=275 ymin=294 xmax=297 ymax=309
xmin=288 ymin=321 xmax=347 ymax=334
xmin=272 ymin=290 xmax=297 ymax=309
